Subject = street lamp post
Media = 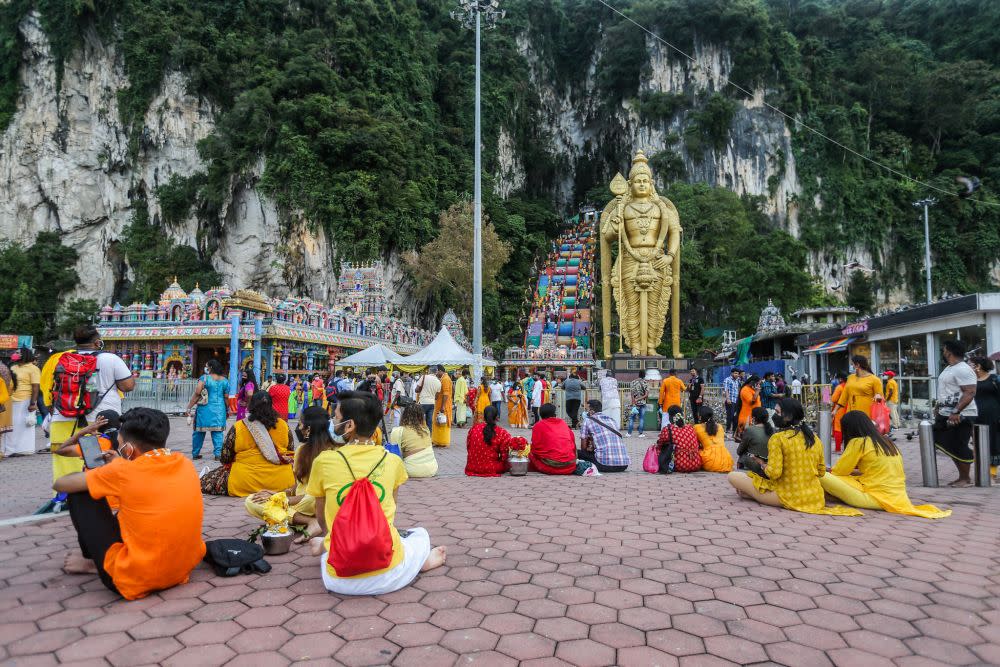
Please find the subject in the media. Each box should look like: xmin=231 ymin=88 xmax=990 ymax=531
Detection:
xmin=452 ymin=0 xmax=503 ymax=382
xmin=912 ymin=197 xmax=937 ymax=304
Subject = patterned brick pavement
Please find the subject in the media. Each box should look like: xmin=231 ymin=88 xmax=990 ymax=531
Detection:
xmin=1 ymin=419 xmax=998 ymax=666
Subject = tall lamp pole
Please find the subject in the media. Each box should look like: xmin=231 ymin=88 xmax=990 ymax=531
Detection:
xmin=452 ymin=0 xmax=503 ymax=381
xmin=912 ymin=197 xmax=937 ymax=304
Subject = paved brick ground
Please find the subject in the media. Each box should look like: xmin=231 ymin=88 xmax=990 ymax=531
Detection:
xmin=1 ymin=418 xmax=998 ymax=666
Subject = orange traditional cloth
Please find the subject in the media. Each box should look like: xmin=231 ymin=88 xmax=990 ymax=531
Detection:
xmin=737 ymin=385 xmax=761 ymax=431
xmin=432 ymin=373 xmax=453 ymax=447
xmin=694 ymin=424 xmax=734 ymax=472
xmin=473 ymin=386 xmax=491 ymax=425
xmin=659 ymin=376 xmax=687 ymax=411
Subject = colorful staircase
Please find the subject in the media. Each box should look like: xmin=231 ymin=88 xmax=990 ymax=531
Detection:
xmin=523 ymin=212 xmax=597 ymax=352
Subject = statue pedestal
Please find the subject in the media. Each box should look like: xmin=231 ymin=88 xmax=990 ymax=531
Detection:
xmin=607 ymin=353 xmax=689 ymax=382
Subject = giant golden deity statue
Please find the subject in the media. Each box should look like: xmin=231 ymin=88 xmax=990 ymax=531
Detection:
xmin=600 ymin=150 xmax=682 ymax=358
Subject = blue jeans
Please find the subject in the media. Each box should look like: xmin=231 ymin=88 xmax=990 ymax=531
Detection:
xmin=192 ymin=430 xmax=224 ymax=457
xmin=422 ymin=403 xmax=435 ymax=431
xmin=627 ymin=405 xmax=645 ymax=435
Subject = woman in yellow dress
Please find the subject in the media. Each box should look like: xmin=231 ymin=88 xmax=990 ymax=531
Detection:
xmin=474 ymin=378 xmax=491 ymax=425
xmin=507 ymin=384 xmax=529 ymax=429
xmin=246 ymin=406 xmax=337 ymax=541
xmin=204 ymin=392 xmax=295 ymax=497
xmin=390 ymin=402 xmax=438 ymax=477
xmin=839 ymin=355 xmax=883 ymax=417
xmin=728 ymin=398 xmax=862 ymax=516
xmin=431 ymin=367 xmax=453 ymax=447
xmin=821 ymin=411 xmax=951 ymax=518
xmin=693 ymin=407 xmax=733 ymax=473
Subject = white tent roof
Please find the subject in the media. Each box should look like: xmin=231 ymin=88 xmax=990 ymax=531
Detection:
xmin=397 ymin=327 xmax=496 ymax=368
xmin=335 ymin=343 xmax=406 ymax=368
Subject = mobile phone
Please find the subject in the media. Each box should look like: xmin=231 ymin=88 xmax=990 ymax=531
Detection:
xmin=79 ymin=435 xmax=106 ymax=469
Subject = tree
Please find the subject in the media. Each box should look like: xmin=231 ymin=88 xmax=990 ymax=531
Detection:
xmin=58 ymin=299 xmax=100 ymax=337
xmin=846 ymin=270 xmax=875 ymax=315
xmin=2 ymin=283 xmax=46 ymax=341
xmin=0 ymin=234 xmax=79 ymax=340
xmin=405 ymin=201 xmax=513 ymax=334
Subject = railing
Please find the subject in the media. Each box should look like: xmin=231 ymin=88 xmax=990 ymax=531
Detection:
xmin=122 ymin=379 xmax=201 ymax=415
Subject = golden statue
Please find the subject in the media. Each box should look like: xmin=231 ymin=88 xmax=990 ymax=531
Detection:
xmin=600 ymin=150 xmax=682 ymax=358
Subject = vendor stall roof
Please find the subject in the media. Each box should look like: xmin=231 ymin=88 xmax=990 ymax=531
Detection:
xmin=803 ymin=337 xmax=857 ymax=354
xmin=395 ymin=327 xmax=496 ymax=370
xmin=335 ymin=343 xmax=407 ymax=368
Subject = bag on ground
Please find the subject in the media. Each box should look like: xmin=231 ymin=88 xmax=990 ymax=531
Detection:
xmin=204 ymin=538 xmax=271 ymax=577
xmin=642 ymin=444 xmax=660 ymax=473
xmin=328 ymin=451 xmax=394 ymax=577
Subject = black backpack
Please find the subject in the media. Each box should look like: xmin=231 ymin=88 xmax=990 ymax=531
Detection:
xmin=204 ymin=539 xmax=272 ymax=577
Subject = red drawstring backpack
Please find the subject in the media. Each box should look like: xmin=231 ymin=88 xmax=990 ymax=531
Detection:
xmin=327 ymin=451 xmax=394 ymax=577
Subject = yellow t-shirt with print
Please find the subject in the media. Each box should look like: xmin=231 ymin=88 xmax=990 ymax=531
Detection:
xmin=306 ymin=444 xmax=408 ymax=578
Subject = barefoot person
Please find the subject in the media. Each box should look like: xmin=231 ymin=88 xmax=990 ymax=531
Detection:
xmin=53 ymin=408 xmax=205 ymax=600
xmin=245 ymin=406 xmax=336 ymax=542
xmin=307 ymin=391 xmax=446 ymax=595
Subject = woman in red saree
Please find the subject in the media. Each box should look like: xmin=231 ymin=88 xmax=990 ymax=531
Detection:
xmin=529 ymin=403 xmax=577 ymax=475
xmin=465 ymin=406 xmax=512 ymax=477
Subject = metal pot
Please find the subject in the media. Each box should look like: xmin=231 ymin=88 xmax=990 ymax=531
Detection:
xmin=261 ymin=531 xmax=294 ymax=555
xmin=509 ymin=459 xmax=528 ymax=476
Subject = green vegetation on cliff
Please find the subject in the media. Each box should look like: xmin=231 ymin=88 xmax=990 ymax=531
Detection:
xmin=0 ymin=0 xmax=997 ymax=347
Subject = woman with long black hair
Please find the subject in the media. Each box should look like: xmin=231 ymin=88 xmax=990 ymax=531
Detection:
xmin=728 ymin=398 xmax=861 ymax=515
xmin=465 ymin=405 xmax=513 ymax=477
xmin=694 ymin=406 xmax=733 ymax=472
xmin=235 ymin=368 xmax=258 ymax=420
xmin=820 ymin=411 xmax=951 ymax=518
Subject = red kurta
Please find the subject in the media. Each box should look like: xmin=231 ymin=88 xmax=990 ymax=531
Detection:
xmin=465 ymin=423 xmax=513 ymax=477
xmin=529 ymin=417 xmax=577 ymax=475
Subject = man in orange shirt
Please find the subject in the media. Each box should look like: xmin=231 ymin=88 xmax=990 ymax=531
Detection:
xmin=53 ymin=407 xmax=205 ymax=600
xmin=659 ymin=369 xmax=687 ymax=429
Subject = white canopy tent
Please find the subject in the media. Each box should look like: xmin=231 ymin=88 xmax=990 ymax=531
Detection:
xmin=335 ymin=343 xmax=407 ymax=368
xmin=393 ymin=327 xmax=496 ymax=371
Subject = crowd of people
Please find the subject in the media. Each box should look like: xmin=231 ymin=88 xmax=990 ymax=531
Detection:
xmin=5 ymin=323 xmax=994 ymax=604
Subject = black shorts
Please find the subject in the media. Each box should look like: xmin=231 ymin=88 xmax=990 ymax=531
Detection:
xmin=933 ymin=416 xmax=974 ymax=463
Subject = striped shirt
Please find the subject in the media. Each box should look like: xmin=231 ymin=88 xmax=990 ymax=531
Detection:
xmin=723 ymin=376 xmax=741 ymax=403
xmin=582 ymin=413 xmax=630 ymax=467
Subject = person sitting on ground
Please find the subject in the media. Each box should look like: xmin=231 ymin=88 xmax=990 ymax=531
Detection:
xmin=736 ymin=407 xmax=772 ymax=476
xmin=820 ymin=410 xmax=951 ymax=518
xmin=54 ymin=410 xmax=121 ymax=460
xmin=694 ymin=406 xmax=734 ymax=473
xmin=578 ymin=399 xmax=630 ymax=473
xmin=202 ymin=392 xmax=295 ymax=497
xmin=389 ymin=402 xmax=439 ymax=478
xmin=727 ymin=398 xmax=862 ymax=516
xmin=660 ymin=405 xmax=701 ymax=473
xmin=307 ymin=391 xmax=446 ymax=595
xmin=465 ymin=405 xmax=513 ymax=477
xmin=529 ymin=403 xmax=577 ymax=475
xmin=53 ymin=407 xmax=205 ymax=600
xmin=246 ymin=406 xmax=336 ymax=542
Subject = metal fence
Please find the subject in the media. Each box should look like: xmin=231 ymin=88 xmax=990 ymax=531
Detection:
xmin=122 ymin=379 xmax=201 ymax=415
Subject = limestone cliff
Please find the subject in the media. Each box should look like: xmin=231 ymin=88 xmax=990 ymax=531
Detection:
xmin=1 ymin=12 xmax=840 ymax=311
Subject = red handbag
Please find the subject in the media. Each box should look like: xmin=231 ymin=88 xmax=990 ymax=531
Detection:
xmin=871 ymin=399 xmax=891 ymax=435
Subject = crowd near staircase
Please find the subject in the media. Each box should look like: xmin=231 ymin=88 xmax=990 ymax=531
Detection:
xmin=523 ymin=210 xmax=597 ymax=353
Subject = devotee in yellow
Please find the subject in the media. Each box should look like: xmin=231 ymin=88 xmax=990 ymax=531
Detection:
xmin=838 ymin=355 xmax=883 ymax=416
xmin=821 ymin=411 xmax=951 ymax=518
xmin=431 ymin=366 xmax=453 ymax=447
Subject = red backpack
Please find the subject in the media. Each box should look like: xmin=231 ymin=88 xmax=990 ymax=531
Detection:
xmin=327 ymin=451 xmax=394 ymax=577
xmin=52 ymin=352 xmax=107 ymax=419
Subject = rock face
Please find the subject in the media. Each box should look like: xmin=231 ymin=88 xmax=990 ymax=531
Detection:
xmin=0 ymin=14 xmax=852 ymax=309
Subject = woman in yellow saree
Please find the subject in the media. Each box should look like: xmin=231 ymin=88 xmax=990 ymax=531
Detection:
xmin=474 ymin=378 xmax=491 ymax=425
xmin=507 ymin=384 xmax=529 ymax=428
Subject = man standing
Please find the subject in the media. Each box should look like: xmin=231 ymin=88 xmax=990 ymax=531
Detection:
xmin=761 ymin=372 xmax=781 ymax=418
xmin=687 ymin=369 xmax=704 ymax=424
xmin=933 ymin=340 xmax=977 ymax=487
xmin=489 ymin=377 xmax=504 ymax=416
xmin=531 ymin=373 xmax=545 ymax=425
xmin=389 ymin=371 xmax=406 ymax=429
xmin=268 ymin=374 xmax=291 ymax=420
xmin=658 ymin=369 xmax=686 ymax=428
xmin=563 ymin=372 xmax=584 ymax=429
xmin=432 ymin=366 xmax=453 ymax=447
xmin=791 ymin=375 xmax=802 ymax=398
xmin=627 ymin=375 xmax=649 ymax=437
xmin=46 ymin=325 xmax=136 ymax=483
xmin=883 ymin=370 xmax=901 ymax=431
xmin=454 ymin=370 xmax=469 ymax=427
xmin=416 ymin=369 xmax=441 ymax=431
xmin=598 ymin=370 xmax=622 ymax=429
xmin=723 ymin=368 xmax=741 ymax=436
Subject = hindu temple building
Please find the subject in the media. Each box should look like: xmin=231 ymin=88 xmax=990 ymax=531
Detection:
xmin=96 ymin=274 xmax=436 ymax=384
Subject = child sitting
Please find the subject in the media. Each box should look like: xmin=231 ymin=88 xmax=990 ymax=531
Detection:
xmin=53 ymin=408 xmax=206 ymax=600
xmin=308 ymin=391 xmax=446 ymax=595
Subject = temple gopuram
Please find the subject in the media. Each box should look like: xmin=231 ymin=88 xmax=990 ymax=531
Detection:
xmin=97 ymin=275 xmax=435 ymax=380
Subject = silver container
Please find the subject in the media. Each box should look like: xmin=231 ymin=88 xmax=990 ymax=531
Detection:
xmin=261 ymin=531 xmax=294 ymax=555
xmin=509 ymin=459 xmax=528 ymax=476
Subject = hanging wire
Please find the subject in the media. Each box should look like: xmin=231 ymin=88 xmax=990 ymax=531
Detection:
xmin=593 ymin=0 xmax=999 ymax=208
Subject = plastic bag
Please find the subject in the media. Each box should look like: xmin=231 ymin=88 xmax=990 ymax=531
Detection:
xmin=642 ymin=445 xmax=659 ymax=473
xmin=871 ymin=400 xmax=891 ymax=435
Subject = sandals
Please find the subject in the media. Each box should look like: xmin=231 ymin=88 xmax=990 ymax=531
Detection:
xmin=947 ymin=479 xmax=973 ymax=488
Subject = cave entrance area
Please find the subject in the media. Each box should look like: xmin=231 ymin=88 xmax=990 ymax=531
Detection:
xmin=194 ymin=344 xmax=230 ymax=374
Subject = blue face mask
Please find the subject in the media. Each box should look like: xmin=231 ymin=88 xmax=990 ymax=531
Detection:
xmin=329 ymin=419 xmax=349 ymax=445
